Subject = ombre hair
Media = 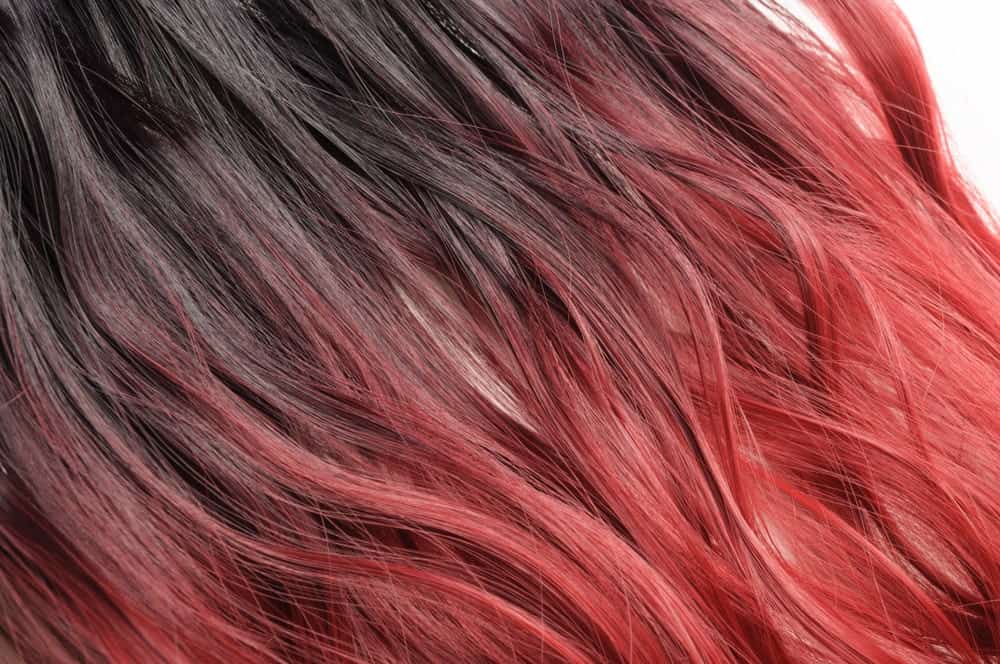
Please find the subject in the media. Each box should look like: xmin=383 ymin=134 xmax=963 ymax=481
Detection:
xmin=2 ymin=0 xmax=999 ymax=661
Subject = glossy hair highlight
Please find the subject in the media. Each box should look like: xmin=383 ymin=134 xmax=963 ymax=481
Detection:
xmin=1 ymin=0 xmax=999 ymax=661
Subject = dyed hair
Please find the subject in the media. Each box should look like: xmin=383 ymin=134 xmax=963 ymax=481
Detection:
xmin=1 ymin=0 xmax=999 ymax=661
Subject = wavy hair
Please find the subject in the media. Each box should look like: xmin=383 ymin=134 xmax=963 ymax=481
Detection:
xmin=1 ymin=0 xmax=999 ymax=661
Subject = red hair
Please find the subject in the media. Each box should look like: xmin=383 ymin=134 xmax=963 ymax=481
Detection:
xmin=1 ymin=0 xmax=999 ymax=661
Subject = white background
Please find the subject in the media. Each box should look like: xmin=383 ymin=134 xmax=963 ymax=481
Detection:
xmin=897 ymin=0 xmax=1000 ymax=211
xmin=784 ymin=0 xmax=1000 ymax=212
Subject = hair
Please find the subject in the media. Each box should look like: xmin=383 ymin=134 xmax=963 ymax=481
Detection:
xmin=1 ymin=0 xmax=999 ymax=661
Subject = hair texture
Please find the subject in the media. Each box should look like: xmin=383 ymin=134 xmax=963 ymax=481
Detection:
xmin=1 ymin=0 xmax=1000 ymax=661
